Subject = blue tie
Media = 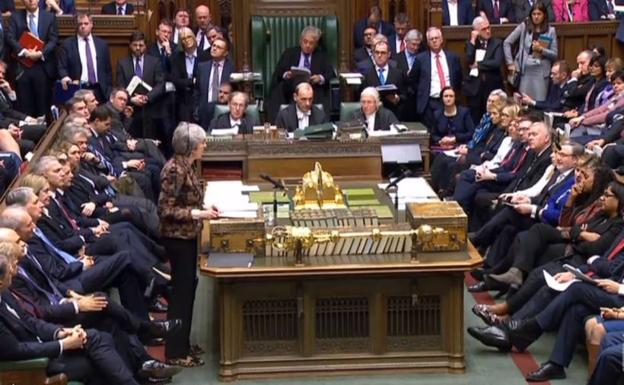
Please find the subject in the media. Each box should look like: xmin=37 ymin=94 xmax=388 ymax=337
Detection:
xmin=378 ymin=68 xmax=386 ymax=85
xmin=33 ymin=227 xmax=77 ymax=264
xmin=88 ymin=143 xmax=115 ymax=175
xmin=28 ymin=13 xmax=38 ymax=38
xmin=303 ymin=54 xmax=311 ymax=69
xmin=18 ymin=265 xmax=61 ymax=305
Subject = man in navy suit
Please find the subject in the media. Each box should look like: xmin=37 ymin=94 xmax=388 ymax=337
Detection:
xmin=396 ymin=29 xmax=422 ymax=122
xmin=589 ymin=0 xmax=620 ymax=20
xmin=58 ymin=13 xmax=112 ymax=103
xmin=116 ymin=31 xmax=165 ymax=140
xmin=0 ymin=246 xmax=143 ymax=385
xmin=194 ymin=36 xmax=234 ymax=129
xmin=414 ymin=27 xmax=463 ymax=129
xmin=388 ymin=12 xmax=410 ymax=55
xmin=267 ymin=25 xmax=335 ymax=122
xmin=6 ymin=0 xmax=58 ymax=117
xmin=101 ymin=0 xmax=133 ymax=15
xmin=513 ymin=0 xmax=555 ymax=21
xmin=476 ymin=0 xmax=515 ymax=23
xmin=361 ymin=40 xmax=407 ymax=119
xmin=443 ymin=0 xmax=475 ymax=26
xmin=353 ymin=5 xmax=395 ymax=49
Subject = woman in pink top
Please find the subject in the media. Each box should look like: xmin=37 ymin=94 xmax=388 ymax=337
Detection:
xmin=570 ymin=71 xmax=624 ymax=128
xmin=552 ymin=0 xmax=589 ymax=22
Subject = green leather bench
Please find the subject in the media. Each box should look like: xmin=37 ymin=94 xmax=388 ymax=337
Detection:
xmin=213 ymin=104 xmax=261 ymax=125
xmin=0 ymin=358 xmax=83 ymax=385
xmin=339 ymin=102 xmax=361 ymax=121
xmin=250 ymin=15 xmax=340 ymax=114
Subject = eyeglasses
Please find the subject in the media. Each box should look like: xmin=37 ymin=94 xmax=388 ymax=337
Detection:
xmin=373 ymin=50 xmax=389 ymax=55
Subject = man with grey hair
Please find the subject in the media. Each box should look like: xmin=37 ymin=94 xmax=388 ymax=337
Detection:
xmin=351 ymin=86 xmax=399 ymax=132
xmin=413 ymin=27 xmax=462 ymax=129
xmin=396 ymin=29 xmax=422 ymax=121
xmin=267 ymin=25 xmax=335 ymax=122
xmin=465 ymin=15 xmax=503 ymax=123
xmin=209 ymin=91 xmax=259 ymax=134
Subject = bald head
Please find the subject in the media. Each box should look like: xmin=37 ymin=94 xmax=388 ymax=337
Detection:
xmin=0 ymin=228 xmax=20 ymax=244
xmin=0 ymin=207 xmax=34 ymax=242
xmin=195 ymin=5 xmax=211 ymax=31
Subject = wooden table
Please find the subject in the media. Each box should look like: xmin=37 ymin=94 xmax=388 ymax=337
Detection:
xmin=201 ymin=126 xmax=430 ymax=182
xmin=200 ymin=244 xmax=481 ymax=381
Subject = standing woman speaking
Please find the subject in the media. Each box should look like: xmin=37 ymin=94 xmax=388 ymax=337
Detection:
xmin=158 ymin=122 xmax=220 ymax=367
xmin=504 ymin=1 xmax=558 ymax=102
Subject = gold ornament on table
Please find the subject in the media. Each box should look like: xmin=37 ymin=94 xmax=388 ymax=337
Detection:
xmin=293 ymin=162 xmax=346 ymax=210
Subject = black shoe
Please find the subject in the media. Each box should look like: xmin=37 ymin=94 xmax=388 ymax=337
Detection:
xmin=466 ymin=325 xmax=511 ymax=352
xmin=504 ymin=318 xmax=542 ymax=352
xmin=525 ymin=362 xmax=566 ymax=381
xmin=149 ymin=299 xmax=168 ymax=313
xmin=470 ymin=267 xmax=487 ymax=282
xmin=146 ymin=319 xmax=181 ymax=337
xmin=467 ymin=281 xmax=489 ymax=293
xmin=139 ymin=360 xmax=182 ymax=379
xmin=471 ymin=304 xmax=504 ymax=326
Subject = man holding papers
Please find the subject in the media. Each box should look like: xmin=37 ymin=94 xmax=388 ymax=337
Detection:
xmin=361 ymin=40 xmax=407 ymax=119
xmin=208 ymin=91 xmax=258 ymax=135
xmin=267 ymin=25 xmax=334 ymax=122
xmin=465 ymin=16 xmax=504 ymax=124
xmin=6 ymin=0 xmax=58 ymax=117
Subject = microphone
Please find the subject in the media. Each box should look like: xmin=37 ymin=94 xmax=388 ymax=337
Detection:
xmin=260 ymin=173 xmax=284 ymax=190
xmin=385 ymin=169 xmax=412 ymax=191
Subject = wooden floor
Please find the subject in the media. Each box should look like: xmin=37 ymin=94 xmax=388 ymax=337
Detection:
xmin=167 ymin=272 xmax=590 ymax=385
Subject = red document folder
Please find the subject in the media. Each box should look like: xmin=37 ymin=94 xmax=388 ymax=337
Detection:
xmin=16 ymin=32 xmax=44 ymax=68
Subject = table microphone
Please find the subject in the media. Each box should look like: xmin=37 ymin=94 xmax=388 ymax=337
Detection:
xmin=260 ymin=173 xmax=284 ymax=190
xmin=385 ymin=169 xmax=413 ymax=191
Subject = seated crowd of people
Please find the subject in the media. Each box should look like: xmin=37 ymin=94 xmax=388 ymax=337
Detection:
xmin=0 ymin=0 xmax=623 ymax=384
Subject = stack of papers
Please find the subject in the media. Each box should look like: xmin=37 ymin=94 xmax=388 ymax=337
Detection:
xmin=378 ymin=177 xmax=439 ymax=207
xmin=339 ymin=72 xmax=364 ymax=85
xmin=204 ymin=181 xmax=259 ymax=219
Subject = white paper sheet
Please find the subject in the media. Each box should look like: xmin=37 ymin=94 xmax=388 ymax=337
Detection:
xmin=543 ymin=270 xmax=579 ymax=292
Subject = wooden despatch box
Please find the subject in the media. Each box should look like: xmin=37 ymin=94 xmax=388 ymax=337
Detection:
xmin=203 ymin=216 xmax=266 ymax=256
xmin=406 ymin=201 xmax=468 ymax=252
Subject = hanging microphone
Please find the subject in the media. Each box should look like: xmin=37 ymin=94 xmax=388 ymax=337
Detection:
xmin=260 ymin=173 xmax=284 ymax=190
xmin=385 ymin=169 xmax=412 ymax=191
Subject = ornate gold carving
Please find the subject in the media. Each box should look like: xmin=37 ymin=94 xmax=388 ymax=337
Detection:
xmin=293 ymin=162 xmax=345 ymax=209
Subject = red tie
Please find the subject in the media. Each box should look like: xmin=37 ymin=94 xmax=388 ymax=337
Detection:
xmin=493 ymin=0 xmax=500 ymax=18
xmin=54 ymin=198 xmax=79 ymax=231
xmin=607 ymin=237 xmax=624 ymax=260
xmin=399 ymin=40 xmax=405 ymax=52
xmin=435 ymin=54 xmax=447 ymax=90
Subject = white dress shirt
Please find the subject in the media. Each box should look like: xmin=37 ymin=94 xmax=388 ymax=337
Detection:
xmin=296 ymin=106 xmax=311 ymax=129
xmin=208 ymin=59 xmax=225 ymax=102
xmin=77 ymin=34 xmax=98 ymax=83
xmin=394 ymin=35 xmax=404 ymax=53
xmin=430 ymin=50 xmax=451 ymax=98
xmin=447 ymin=0 xmax=459 ymax=26
xmin=365 ymin=112 xmax=376 ymax=132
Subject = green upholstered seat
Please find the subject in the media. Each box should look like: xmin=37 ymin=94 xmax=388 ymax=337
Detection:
xmin=0 ymin=358 xmax=49 ymax=371
xmin=339 ymin=102 xmax=361 ymax=121
xmin=250 ymin=15 xmax=339 ymax=112
xmin=279 ymin=103 xmax=324 ymax=112
xmin=213 ymin=104 xmax=261 ymax=124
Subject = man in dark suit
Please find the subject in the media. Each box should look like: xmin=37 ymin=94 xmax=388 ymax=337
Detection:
xmin=513 ymin=0 xmax=555 ymax=21
xmin=194 ymin=36 xmax=234 ymax=129
xmin=589 ymin=0 xmax=619 ymax=20
xmin=267 ymin=25 xmax=335 ymax=123
xmin=171 ymin=27 xmax=210 ymax=123
xmin=6 ymin=0 xmax=58 ymax=117
xmin=58 ymin=13 xmax=112 ymax=103
xmin=465 ymin=16 xmax=504 ymax=124
xmin=395 ymin=29 xmax=423 ymax=122
xmin=0 ymin=247 xmax=143 ymax=385
xmin=209 ymin=91 xmax=259 ymax=134
xmin=353 ymin=5 xmax=395 ymax=49
xmin=389 ymin=13 xmax=410 ymax=55
xmin=443 ymin=0 xmax=475 ymax=26
xmin=275 ymin=82 xmax=329 ymax=132
xmin=116 ymin=31 xmax=165 ymax=140
xmin=361 ymin=40 xmax=407 ymax=119
xmin=351 ymin=87 xmax=399 ymax=132
xmin=101 ymin=0 xmax=133 ymax=15
xmin=414 ymin=27 xmax=463 ymax=129
xmin=562 ymin=50 xmax=595 ymax=112
xmin=352 ymin=25 xmax=377 ymax=72
xmin=194 ymin=4 xmax=213 ymax=52
xmin=522 ymin=60 xmax=575 ymax=112
xmin=476 ymin=0 xmax=515 ymax=23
